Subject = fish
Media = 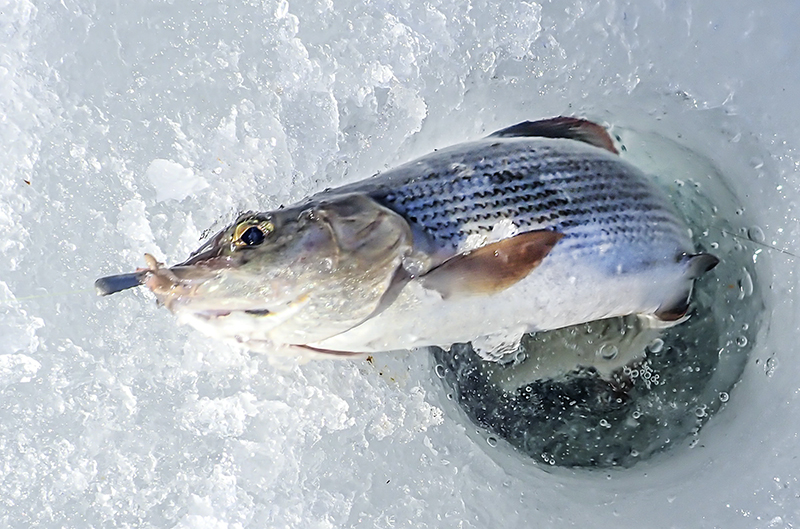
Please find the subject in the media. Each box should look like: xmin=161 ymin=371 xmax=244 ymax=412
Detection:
xmin=96 ymin=117 xmax=719 ymax=362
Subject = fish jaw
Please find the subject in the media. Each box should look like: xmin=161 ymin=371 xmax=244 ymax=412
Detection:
xmin=141 ymin=253 xmax=279 ymax=314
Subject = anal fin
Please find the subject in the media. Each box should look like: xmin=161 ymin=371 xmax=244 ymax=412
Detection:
xmin=420 ymin=230 xmax=563 ymax=298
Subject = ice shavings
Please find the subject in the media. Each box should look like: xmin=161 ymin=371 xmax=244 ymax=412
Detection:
xmin=369 ymin=385 xmax=444 ymax=441
xmin=0 ymin=354 xmax=41 ymax=387
xmin=146 ymin=159 xmax=209 ymax=202
xmin=0 ymin=283 xmax=44 ymax=387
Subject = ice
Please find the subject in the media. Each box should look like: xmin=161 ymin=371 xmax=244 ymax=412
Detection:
xmin=2 ymin=0 xmax=800 ymax=527
xmin=146 ymin=160 xmax=210 ymax=203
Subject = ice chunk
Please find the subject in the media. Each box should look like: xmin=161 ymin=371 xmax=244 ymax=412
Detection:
xmin=145 ymin=159 xmax=209 ymax=202
xmin=0 ymin=354 xmax=41 ymax=386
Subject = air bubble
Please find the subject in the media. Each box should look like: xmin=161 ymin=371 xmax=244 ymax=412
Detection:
xmin=695 ymin=406 xmax=707 ymax=418
xmin=719 ymin=392 xmax=729 ymax=403
xmin=486 ymin=435 xmax=498 ymax=447
xmin=599 ymin=419 xmax=611 ymax=429
xmin=435 ymin=364 xmax=446 ymax=378
xmin=647 ymin=338 xmax=665 ymax=355
xmin=738 ymin=270 xmax=754 ymax=299
xmin=597 ymin=343 xmax=619 ymax=360
xmin=736 ymin=336 xmax=748 ymax=347
xmin=765 ymin=356 xmax=778 ymax=377
xmin=748 ymin=226 xmax=766 ymax=243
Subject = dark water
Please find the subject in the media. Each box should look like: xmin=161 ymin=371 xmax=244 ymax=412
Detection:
xmin=432 ymin=130 xmax=764 ymax=468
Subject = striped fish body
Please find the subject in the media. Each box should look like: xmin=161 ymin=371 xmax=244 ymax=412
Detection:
xmin=340 ymin=134 xmax=688 ymax=269
xmin=307 ymin=131 xmax=710 ymax=355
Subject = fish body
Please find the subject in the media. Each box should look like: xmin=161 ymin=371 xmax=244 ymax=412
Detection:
xmin=97 ymin=118 xmax=718 ymax=361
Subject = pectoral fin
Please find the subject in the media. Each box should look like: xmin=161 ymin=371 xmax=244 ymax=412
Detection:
xmin=489 ymin=117 xmax=619 ymax=154
xmin=420 ymin=230 xmax=563 ymax=298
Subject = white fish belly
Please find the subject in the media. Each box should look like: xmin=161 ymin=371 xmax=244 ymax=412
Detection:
xmin=309 ymin=253 xmax=692 ymax=353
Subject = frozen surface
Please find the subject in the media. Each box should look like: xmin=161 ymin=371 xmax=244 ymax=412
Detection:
xmin=1 ymin=0 xmax=799 ymax=527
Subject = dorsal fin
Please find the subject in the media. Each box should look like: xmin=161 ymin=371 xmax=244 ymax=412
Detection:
xmin=488 ymin=117 xmax=619 ymax=154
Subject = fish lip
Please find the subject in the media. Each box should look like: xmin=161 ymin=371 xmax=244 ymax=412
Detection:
xmin=190 ymin=308 xmax=274 ymax=320
xmin=142 ymin=252 xmax=241 ymax=310
xmin=193 ymin=309 xmax=233 ymax=320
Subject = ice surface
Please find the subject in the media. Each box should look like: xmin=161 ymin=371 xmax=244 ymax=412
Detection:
xmin=2 ymin=0 xmax=800 ymax=527
xmin=146 ymin=160 xmax=209 ymax=203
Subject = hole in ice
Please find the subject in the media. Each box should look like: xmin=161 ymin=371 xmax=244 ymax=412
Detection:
xmin=432 ymin=128 xmax=765 ymax=469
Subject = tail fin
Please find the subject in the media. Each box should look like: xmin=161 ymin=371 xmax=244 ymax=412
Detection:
xmin=652 ymin=253 xmax=719 ymax=323
xmin=684 ymin=252 xmax=719 ymax=278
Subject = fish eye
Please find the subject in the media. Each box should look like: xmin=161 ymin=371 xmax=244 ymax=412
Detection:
xmin=233 ymin=219 xmax=273 ymax=248
xmin=241 ymin=226 xmax=265 ymax=246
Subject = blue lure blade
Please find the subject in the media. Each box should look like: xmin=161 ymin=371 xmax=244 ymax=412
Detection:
xmin=95 ymin=271 xmax=148 ymax=296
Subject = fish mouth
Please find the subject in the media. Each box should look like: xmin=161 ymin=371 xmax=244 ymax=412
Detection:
xmin=96 ymin=248 xmax=294 ymax=320
xmin=142 ymin=252 xmax=306 ymax=323
xmin=142 ymin=253 xmax=239 ymax=311
xmin=95 ymin=228 xmax=236 ymax=298
xmin=95 ymin=252 xmax=238 ymax=297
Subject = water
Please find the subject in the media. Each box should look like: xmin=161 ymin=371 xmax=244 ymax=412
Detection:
xmin=2 ymin=0 xmax=800 ymax=527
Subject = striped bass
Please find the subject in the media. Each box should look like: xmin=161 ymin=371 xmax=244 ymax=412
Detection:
xmin=96 ymin=117 xmax=718 ymax=363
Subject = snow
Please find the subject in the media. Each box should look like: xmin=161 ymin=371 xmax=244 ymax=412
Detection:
xmin=2 ymin=0 xmax=799 ymax=527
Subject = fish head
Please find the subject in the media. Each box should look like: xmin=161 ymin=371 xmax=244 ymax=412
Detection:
xmin=143 ymin=194 xmax=414 ymax=344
